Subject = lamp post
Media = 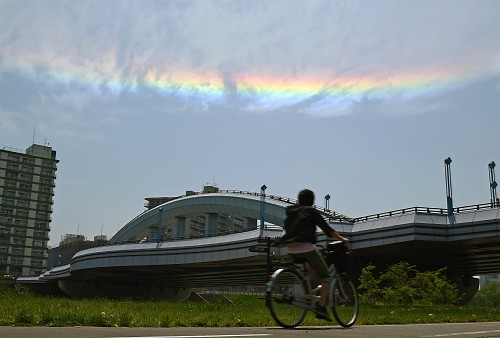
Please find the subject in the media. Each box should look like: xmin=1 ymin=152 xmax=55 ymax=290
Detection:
xmin=157 ymin=207 xmax=163 ymax=244
xmin=324 ymin=194 xmax=331 ymax=211
xmin=489 ymin=161 xmax=498 ymax=207
xmin=259 ymin=185 xmax=267 ymax=238
xmin=444 ymin=157 xmax=453 ymax=217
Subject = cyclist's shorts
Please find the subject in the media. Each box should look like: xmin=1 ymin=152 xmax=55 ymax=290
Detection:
xmin=289 ymin=247 xmax=330 ymax=282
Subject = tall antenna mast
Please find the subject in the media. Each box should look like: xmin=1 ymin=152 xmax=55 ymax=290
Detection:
xmin=32 ymin=128 xmax=35 ymax=144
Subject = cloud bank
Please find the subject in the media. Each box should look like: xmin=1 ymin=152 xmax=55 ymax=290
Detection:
xmin=1 ymin=0 xmax=499 ymax=120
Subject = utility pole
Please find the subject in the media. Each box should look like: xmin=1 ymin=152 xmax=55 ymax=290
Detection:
xmin=444 ymin=157 xmax=454 ymax=217
xmin=259 ymin=185 xmax=267 ymax=238
xmin=489 ymin=162 xmax=498 ymax=207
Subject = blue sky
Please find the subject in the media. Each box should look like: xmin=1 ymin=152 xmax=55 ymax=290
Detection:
xmin=0 ymin=0 xmax=499 ymax=246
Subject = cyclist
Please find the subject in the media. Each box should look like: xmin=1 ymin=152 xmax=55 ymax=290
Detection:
xmin=279 ymin=189 xmax=349 ymax=321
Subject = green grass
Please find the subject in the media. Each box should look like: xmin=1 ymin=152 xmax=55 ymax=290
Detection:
xmin=1 ymin=287 xmax=499 ymax=327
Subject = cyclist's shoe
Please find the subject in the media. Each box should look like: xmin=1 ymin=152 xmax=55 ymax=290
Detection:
xmin=314 ymin=305 xmax=332 ymax=322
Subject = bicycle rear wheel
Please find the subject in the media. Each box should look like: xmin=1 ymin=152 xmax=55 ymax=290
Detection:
xmin=329 ymin=272 xmax=359 ymax=327
xmin=266 ymin=268 xmax=308 ymax=328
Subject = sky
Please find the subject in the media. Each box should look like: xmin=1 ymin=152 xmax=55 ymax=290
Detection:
xmin=0 ymin=0 xmax=499 ymax=246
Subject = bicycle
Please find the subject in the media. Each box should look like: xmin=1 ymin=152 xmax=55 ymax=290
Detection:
xmin=265 ymin=240 xmax=359 ymax=328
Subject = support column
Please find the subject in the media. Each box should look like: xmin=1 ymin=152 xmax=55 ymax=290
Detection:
xmin=227 ymin=215 xmax=234 ymax=233
xmin=174 ymin=217 xmax=186 ymax=240
xmin=149 ymin=226 xmax=159 ymax=242
xmin=205 ymin=213 xmax=218 ymax=237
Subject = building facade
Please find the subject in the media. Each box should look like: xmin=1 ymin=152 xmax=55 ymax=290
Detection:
xmin=0 ymin=144 xmax=58 ymax=277
xmin=145 ymin=185 xmax=256 ymax=241
xmin=48 ymin=234 xmax=108 ymax=268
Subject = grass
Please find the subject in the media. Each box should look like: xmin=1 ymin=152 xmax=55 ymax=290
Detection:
xmin=1 ymin=286 xmax=499 ymax=327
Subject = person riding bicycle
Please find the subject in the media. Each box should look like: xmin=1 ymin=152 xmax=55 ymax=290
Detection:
xmin=279 ymin=189 xmax=349 ymax=321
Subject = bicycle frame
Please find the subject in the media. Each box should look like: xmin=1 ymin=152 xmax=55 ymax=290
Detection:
xmin=266 ymin=241 xmax=358 ymax=328
xmin=266 ymin=261 xmax=340 ymax=309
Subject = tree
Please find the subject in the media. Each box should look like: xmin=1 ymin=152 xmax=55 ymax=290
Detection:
xmin=358 ymin=262 xmax=460 ymax=305
xmin=470 ymin=281 xmax=500 ymax=306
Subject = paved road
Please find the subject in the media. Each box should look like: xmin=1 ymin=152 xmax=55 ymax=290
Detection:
xmin=2 ymin=323 xmax=500 ymax=338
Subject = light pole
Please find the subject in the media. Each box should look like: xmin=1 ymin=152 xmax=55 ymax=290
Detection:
xmin=324 ymin=194 xmax=331 ymax=211
xmin=157 ymin=207 xmax=163 ymax=244
xmin=444 ymin=157 xmax=453 ymax=217
xmin=489 ymin=161 xmax=498 ymax=207
xmin=259 ymin=185 xmax=267 ymax=238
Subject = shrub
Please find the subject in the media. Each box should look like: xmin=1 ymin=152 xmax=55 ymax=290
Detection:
xmin=358 ymin=262 xmax=460 ymax=305
xmin=470 ymin=281 xmax=500 ymax=306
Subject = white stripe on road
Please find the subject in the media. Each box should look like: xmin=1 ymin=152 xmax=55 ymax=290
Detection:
xmin=107 ymin=334 xmax=272 ymax=338
xmin=422 ymin=329 xmax=500 ymax=337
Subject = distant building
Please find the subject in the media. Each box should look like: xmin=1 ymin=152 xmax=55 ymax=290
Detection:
xmin=0 ymin=144 xmax=58 ymax=277
xmin=48 ymin=234 xmax=108 ymax=267
xmin=144 ymin=185 xmax=256 ymax=240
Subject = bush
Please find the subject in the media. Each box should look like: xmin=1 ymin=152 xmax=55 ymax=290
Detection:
xmin=358 ymin=262 xmax=460 ymax=305
xmin=470 ymin=281 xmax=500 ymax=306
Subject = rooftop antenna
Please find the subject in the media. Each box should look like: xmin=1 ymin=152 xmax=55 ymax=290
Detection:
xmin=32 ymin=128 xmax=35 ymax=144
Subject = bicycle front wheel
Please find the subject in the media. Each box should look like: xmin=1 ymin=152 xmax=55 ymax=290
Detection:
xmin=329 ymin=272 xmax=359 ymax=327
xmin=266 ymin=268 xmax=308 ymax=328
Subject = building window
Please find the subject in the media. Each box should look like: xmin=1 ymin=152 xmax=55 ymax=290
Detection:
xmin=16 ymin=210 xmax=29 ymax=217
xmin=17 ymin=201 xmax=30 ymax=208
xmin=35 ymin=213 xmax=49 ymax=220
xmin=19 ymin=184 xmax=32 ymax=191
xmin=13 ymin=238 xmax=25 ymax=245
xmin=35 ymin=222 xmax=48 ymax=229
xmin=11 ymin=257 xmax=24 ymax=265
xmin=1 ymin=209 xmax=13 ymax=215
xmin=42 ymin=161 xmax=52 ymax=167
xmin=2 ymin=199 xmax=14 ymax=206
xmin=21 ymin=166 xmax=34 ymax=173
xmin=32 ymin=250 xmax=44 ymax=257
xmin=19 ymin=192 xmax=30 ymax=199
xmin=19 ymin=174 xmax=33 ymax=181
xmin=13 ymin=229 xmax=26 ymax=237
xmin=7 ymin=155 xmax=20 ymax=162
xmin=12 ymin=247 xmax=24 ymax=255
xmin=34 ymin=231 xmax=47 ymax=238
xmin=5 ymin=181 xmax=17 ymax=188
xmin=31 ymin=259 xmax=43 ymax=267
xmin=14 ymin=219 xmax=28 ymax=226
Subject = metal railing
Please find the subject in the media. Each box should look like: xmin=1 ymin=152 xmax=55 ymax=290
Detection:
xmin=353 ymin=202 xmax=498 ymax=222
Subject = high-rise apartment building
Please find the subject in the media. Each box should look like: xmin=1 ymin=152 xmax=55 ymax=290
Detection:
xmin=0 ymin=144 xmax=58 ymax=277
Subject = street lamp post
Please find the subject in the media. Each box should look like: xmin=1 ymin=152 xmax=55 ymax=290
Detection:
xmin=489 ymin=161 xmax=498 ymax=207
xmin=259 ymin=185 xmax=267 ymax=238
xmin=444 ymin=157 xmax=453 ymax=217
xmin=157 ymin=207 xmax=163 ymax=244
xmin=324 ymin=194 xmax=331 ymax=211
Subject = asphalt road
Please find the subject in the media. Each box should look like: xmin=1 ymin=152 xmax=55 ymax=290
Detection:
xmin=1 ymin=323 xmax=500 ymax=338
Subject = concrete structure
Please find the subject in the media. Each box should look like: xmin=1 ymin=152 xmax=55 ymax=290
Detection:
xmin=16 ymin=190 xmax=500 ymax=303
xmin=0 ymin=144 xmax=58 ymax=277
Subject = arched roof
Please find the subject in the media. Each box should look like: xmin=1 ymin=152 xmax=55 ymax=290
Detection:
xmin=110 ymin=192 xmax=295 ymax=243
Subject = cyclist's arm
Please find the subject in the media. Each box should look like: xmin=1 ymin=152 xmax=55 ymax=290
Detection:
xmin=328 ymin=230 xmax=349 ymax=243
xmin=312 ymin=208 xmax=349 ymax=243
